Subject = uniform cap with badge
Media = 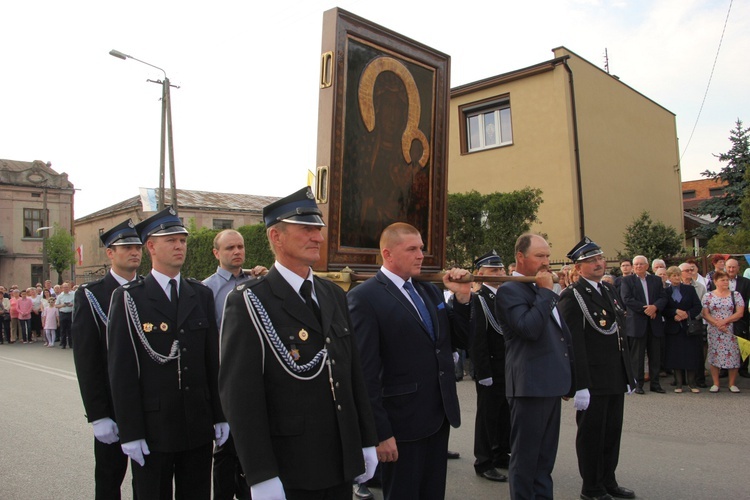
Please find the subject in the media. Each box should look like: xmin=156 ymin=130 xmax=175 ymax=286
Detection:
xmin=567 ymin=236 xmax=604 ymax=262
xmin=474 ymin=250 xmax=504 ymax=270
xmin=135 ymin=206 xmax=189 ymax=242
xmin=263 ymin=187 xmax=325 ymax=228
xmin=100 ymin=218 xmax=142 ymax=248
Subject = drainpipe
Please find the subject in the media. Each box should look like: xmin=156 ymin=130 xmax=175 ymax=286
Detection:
xmin=562 ymin=58 xmax=585 ymax=240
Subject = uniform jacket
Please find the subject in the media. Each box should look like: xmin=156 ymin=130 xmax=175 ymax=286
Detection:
xmin=663 ymin=283 xmax=702 ymax=335
xmin=470 ymin=285 xmax=506 ymax=384
xmin=495 ymin=281 xmax=574 ymax=398
xmin=72 ymin=272 xmax=120 ymax=422
xmin=558 ymin=279 xmax=636 ymax=395
xmin=347 ymin=270 xmax=470 ymax=444
xmin=219 ymin=267 xmax=377 ymax=491
xmin=107 ymin=273 xmax=223 ymax=452
xmin=620 ymin=273 xmax=668 ymax=338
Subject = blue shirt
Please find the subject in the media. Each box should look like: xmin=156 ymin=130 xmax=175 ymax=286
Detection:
xmin=203 ymin=267 xmax=250 ymax=328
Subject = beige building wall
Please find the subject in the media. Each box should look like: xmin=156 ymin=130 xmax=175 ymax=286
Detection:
xmin=448 ymin=47 xmax=683 ymax=262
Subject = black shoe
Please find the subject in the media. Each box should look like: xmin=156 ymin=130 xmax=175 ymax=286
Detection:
xmin=650 ymin=384 xmax=665 ymax=393
xmin=634 ymin=387 xmax=645 ymax=394
xmin=580 ymin=495 xmax=613 ymax=500
xmin=447 ymin=450 xmax=460 ymax=459
xmin=353 ymin=483 xmax=374 ymax=499
xmin=739 ymin=370 xmax=750 ymax=378
xmin=606 ymin=486 xmax=635 ymax=499
xmin=478 ymin=468 xmax=507 ymax=482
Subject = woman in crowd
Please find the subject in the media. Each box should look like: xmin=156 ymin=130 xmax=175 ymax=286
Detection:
xmin=40 ymin=289 xmax=53 ymax=345
xmin=702 ymin=270 xmax=745 ymax=393
xmin=663 ymin=266 xmax=703 ymax=393
xmin=17 ymin=289 xmax=33 ymax=343
xmin=29 ymin=287 xmax=43 ymax=341
xmin=9 ymin=289 xmax=20 ymax=343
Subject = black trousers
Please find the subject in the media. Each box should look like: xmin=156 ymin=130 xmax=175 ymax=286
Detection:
xmin=213 ymin=435 xmax=250 ymax=500
xmin=508 ymin=396 xmax=561 ymax=500
xmin=93 ymin=437 xmax=129 ymax=500
xmin=473 ymin=381 xmax=510 ymax=473
xmin=131 ymin=443 xmax=213 ymax=500
xmin=382 ymin=419 xmax=450 ymax=500
xmin=576 ymin=393 xmax=625 ymax=498
xmin=285 ymin=481 xmax=350 ymax=500
xmin=628 ymin=325 xmax=661 ymax=387
xmin=59 ymin=311 xmax=73 ymax=347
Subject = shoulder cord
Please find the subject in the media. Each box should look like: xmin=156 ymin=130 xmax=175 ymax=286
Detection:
xmin=84 ymin=288 xmax=107 ymax=334
xmin=477 ymin=295 xmax=503 ymax=335
xmin=123 ymin=291 xmax=180 ymax=366
xmin=572 ymin=288 xmax=618 ymax=335
xmin=243 ymin=288 xmax=328 ymax=380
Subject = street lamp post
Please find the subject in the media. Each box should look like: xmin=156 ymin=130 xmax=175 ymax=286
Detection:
xmin=109 ymin=49 xmax=179 ymax=213
xmin=36 ymin=226 xmax=52 ymax=284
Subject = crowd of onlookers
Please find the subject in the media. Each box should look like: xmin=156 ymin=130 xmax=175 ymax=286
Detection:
xmin=0 ymin=279 xmax=76 ymax=348
xmin=554 ymin=254 xmax=750 ymax=394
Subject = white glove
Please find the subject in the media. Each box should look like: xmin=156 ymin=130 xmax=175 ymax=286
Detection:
xmin=92 ymin=417 xmax=119 ymax=444
xmin=121 ymin=439 xmax=150 ymax=467
xmin=573 ymin=388 xmax=590 ymax=411
xmin=214 ymin=422 xmax=230 ymax=447
xmin=250 ymin=476 xmax=286 ymax=500
xmin=478 ymin=377 xmax=493 ymax=387
xmin=354 ymin=446 xmax=378 ymax=484
xmin=453 ymin=352 xmax=460 ymax=364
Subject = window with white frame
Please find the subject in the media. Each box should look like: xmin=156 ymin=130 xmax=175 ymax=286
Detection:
xmin=465 ymin=99 xmax=513 ymax=152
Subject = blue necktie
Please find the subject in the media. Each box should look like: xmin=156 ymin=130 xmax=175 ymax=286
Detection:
xmin=403 ymin=281 xmax=435 ymax=340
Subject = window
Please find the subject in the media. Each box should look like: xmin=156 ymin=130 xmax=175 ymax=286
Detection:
xmin=23 ymin=208 xmax=45 ymax=238
xmin=709 ymin=187 xmax=725 ymax=197
xmin=682 ymin=190 xmax=696 ymax=200
xmin=462 ymin=98 xmax=513 ymax=153
xmin=98 ymin=228 xmax=105 ymax=247
xmin=213 ymin=219 xmax=233 ymax=230
xmin=31 ymin=265 xmax=43 ymax=287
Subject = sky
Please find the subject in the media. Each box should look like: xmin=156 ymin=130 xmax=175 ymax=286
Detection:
xmin=2 ymin=0 xmax=747 ymax=218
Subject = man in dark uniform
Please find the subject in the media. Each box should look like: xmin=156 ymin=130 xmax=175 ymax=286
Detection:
xmin=107 ymin=206 xmax=228 ymax=499
xmin=469 ymin=250 xmax=509 ymax=483
xmin=219 ymin=187 xmax=378 ymax=500
xmin=73 ymin=219 xmax=142 ymax=499
xmin=558 ymin=237 xmax=637 ymax=500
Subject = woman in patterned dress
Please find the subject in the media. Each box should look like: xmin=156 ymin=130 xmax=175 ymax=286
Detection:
xmin=701 ymin=270 xmax=745 ymax=393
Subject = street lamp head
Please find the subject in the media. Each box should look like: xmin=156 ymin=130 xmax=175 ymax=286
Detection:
xmin=109 ymin=49 xmax=129 ymax=60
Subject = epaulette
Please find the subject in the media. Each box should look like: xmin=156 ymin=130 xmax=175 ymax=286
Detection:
xmin=80 ymin=276 xmax=105 ymax=289
xmin=122 ymin=279 xmax=144 ymax=290
xmin=186 ymin=277 xmax=208 ymax=288
xmin=236 ymin=275 xmax=265 ymax=292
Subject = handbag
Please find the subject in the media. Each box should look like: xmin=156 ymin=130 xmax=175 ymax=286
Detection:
xmin=686 ymin=316 xmax=704 ymax=337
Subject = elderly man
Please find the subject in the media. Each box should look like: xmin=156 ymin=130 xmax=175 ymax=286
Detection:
xmin=220 ymin=187 xmax=377 ymax=500
xmin=620 ymin=255 xmax=667 ymax=394
xmin=348 ymin=222 xmax=472 ymax=500
xmin=108 ymin=207 xmax=228 ymax=498
xmin=495 ymin=233 xmax=575 ymax=500
xmin=559 ymin=237 xmax=636 ymax=500
xmin=73 ymin=219 xmax=142 ymax=499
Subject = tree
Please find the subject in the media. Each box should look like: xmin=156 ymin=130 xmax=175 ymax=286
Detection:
xmin=694 ymin=119 xmax=750 ymax=239
xmin=446 ymin=188 xmax=543 ymax=268
xmin=46 ymin=223 xmax=76 ymax=284
xmin=706 ymin=142 xmax=750 ymax=254
xmin=620 ymin=211 xmax=683 ymax=260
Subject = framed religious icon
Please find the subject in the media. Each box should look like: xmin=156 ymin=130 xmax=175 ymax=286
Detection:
xmin=314 ymin=8 xmax=450 ymax=273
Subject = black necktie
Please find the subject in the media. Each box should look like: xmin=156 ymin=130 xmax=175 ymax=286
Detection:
xmin=169 ymin=279 xmax=179 ymax=312
xmin=300 ymin=280 xmax=321 ymax=324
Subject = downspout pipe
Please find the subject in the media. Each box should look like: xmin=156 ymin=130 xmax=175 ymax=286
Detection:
xmin=562 ymin=58 xmax=585 ymax=240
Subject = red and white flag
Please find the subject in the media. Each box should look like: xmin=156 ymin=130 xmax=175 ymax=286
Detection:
xmin=76 ymin=245 xmax=83 ymax=266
